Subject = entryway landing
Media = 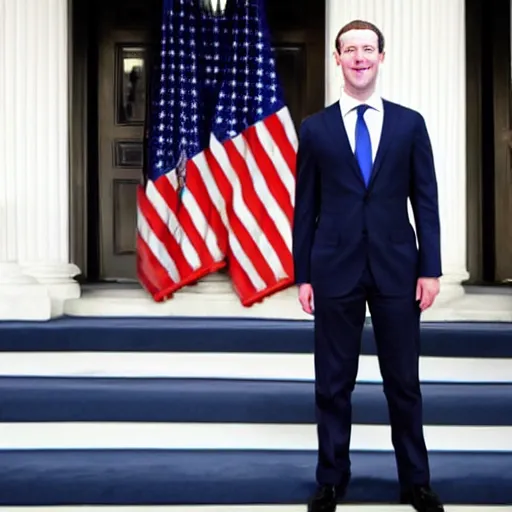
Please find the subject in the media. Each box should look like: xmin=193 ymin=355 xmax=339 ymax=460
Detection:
xmin=63 ymin=280 xmax=512 ymax=322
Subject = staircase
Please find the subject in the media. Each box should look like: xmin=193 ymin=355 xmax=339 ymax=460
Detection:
xmin=0 ymin=317 xmax=511 ymax=510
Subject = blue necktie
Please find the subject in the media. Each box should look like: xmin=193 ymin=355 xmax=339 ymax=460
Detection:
xmin=354 ymin=104 xmax=372 ymax=186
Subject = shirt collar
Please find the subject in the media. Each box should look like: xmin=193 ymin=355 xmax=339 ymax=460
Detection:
xmin=339 ymin=89 xmax=383 ymax=117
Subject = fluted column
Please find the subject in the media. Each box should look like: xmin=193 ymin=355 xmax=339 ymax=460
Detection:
xmin=0 ymin=0 xmax=79 ymax=319
xmin=326 ymin=0 xmax=468 ymax=303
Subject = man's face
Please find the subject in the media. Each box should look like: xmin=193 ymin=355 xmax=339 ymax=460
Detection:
xmin=335 ymin=29 xmax=384 ymax=96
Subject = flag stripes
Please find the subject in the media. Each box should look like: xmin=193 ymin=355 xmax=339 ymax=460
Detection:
xmin=137 ymin=107 xmax=297 ymax=306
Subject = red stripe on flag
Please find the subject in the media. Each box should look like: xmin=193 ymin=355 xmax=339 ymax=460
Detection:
xmin=203 ymin=147 xmax=268 ymax=298
xmin=155 ymin=164 xmax=217 ymax=271
xmin=264 ymin=114 xmax=297 ymax=177
xmin=137 ymin=183 xmax=195 ymax=279
xmin=243 ymin=124 xmax=293 ymax=223
xmin=224 ymin=138 xmax=293 ymax=279
xmin=210 ymin=144 xmax=279 ymax=287
xmin=136 ymin=231 xmax=174 ymax=299
xmin=184 ymin=159 xmax=229 ymax=256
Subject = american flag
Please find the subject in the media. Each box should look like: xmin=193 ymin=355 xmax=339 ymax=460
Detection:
xmin=137 ymin=0 xmax=297 ymax=307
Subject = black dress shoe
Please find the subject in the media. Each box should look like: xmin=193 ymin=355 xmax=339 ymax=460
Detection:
xmin=400 ymin=485 xmax=445 ymax=512
xmin=307 ymin=485 xmax=336 ymax=512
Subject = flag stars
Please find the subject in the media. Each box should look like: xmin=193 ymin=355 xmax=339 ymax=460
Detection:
xmin=149 ymin=4 xmax=285 ymax=179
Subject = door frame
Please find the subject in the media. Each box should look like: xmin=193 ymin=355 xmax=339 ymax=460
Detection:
xmin=465 ymin=0 xmax=511 ymax=284
xmin=489 ymin=0 xmax=512 ymax=282
xmin=69 ymin=0 xmax=99 ymax=281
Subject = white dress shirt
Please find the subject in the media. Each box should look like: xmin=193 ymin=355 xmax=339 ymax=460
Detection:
xmin=339 ymin=90 xmax=384 ymax=163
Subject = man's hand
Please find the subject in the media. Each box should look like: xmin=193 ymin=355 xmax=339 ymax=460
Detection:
xmin=416 ymin=277 xmax=440 ymax=311
xmin=298 ymin=283 xmax=314 ymax=314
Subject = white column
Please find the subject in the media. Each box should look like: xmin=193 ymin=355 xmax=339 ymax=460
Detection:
xmin=326 ymin=0 xmax=468 ymax=303
xmin=0 ymin=0 xmax=80 ymax=319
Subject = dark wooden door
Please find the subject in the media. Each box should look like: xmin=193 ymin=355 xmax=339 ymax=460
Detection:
xmin=96 ymin=0 xmax=161 ymax=280
xmin=491 ymin=0 xmax=512 ymax=282
xmin=267 ymin=0 xmax=325 ymax=129
xmin=95 ymin=0 xmax=324 ymax=281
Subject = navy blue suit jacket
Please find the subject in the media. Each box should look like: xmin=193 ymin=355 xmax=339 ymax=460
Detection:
xmin=292 ymin=100 xmax=442 ymax=297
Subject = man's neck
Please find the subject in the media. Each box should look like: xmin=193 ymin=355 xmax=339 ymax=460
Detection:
xmin=342 ymin=85 xmax=377 ymax=103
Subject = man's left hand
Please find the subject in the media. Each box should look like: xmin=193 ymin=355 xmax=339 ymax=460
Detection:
xmin=416 ymin=277 xmax=440 ymax=311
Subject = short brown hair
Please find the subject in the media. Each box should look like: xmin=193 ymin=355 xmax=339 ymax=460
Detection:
xmin=335 ymin=20 xmax=385 ymax=54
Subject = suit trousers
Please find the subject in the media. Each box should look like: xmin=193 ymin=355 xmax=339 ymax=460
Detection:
xmin=313 ymin=262 xmax=430 ymax=488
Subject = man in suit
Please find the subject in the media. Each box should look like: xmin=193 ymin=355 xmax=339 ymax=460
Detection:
xmin=292 ymin=20 xmax=444 ymax=512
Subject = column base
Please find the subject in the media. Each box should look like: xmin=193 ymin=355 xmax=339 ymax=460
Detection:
xmin=435 ymin=271 xmax=469 ymax=305
xmin=22 ymin=263 xmax=81 ymax=317
xmin=0 ymin=263 xmax=52 ymax=320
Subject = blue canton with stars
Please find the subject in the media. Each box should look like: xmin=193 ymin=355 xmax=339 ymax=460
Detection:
xmin=147 ymin=0 xmax=286 ymax=182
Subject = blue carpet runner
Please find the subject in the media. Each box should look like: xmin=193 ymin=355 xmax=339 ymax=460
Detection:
xmin=0 ymin=316 xmax=511 ymax=357
xmin=0 ymin=450 xmax=510 ymax=505
xmin=1 ymin=377 xmax=512 ymax=425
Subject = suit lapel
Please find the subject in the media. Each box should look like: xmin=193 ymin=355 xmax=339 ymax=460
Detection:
xmin=322 ymin=103 xmax=366 ymax=186
xmin=368 ymin=100 xmax=398 ymax=188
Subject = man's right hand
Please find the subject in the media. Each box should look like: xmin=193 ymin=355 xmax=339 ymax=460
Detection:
xmin=298 ymin=283 xmax=314 ymax=314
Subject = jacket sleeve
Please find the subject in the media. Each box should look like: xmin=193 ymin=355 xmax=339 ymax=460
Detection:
xmin=409 ymin=113 xmax=442 ymax=278
xmin=292 ymin=119 xmax=320 ymax=284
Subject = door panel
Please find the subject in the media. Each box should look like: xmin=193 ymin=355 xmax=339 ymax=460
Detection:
xmin=95 ymin=0 xmax=324 ymax=281
xmin=97 ymin=0 xmax=159 ymax=280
